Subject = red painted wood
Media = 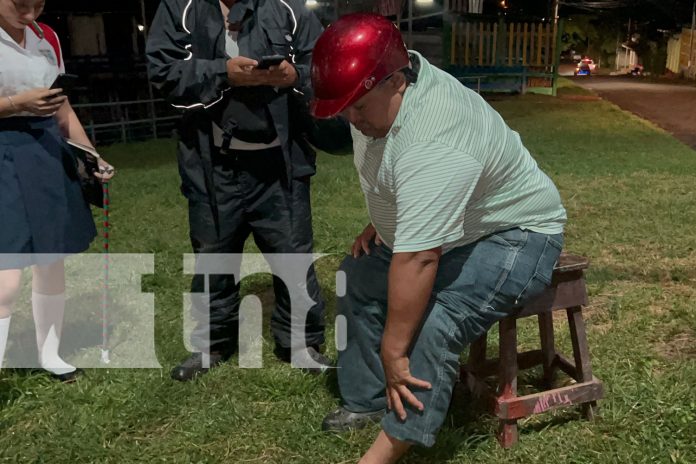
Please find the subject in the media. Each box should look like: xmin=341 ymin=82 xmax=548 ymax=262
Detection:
xmin=460 ymin=252 xmax=603 ymax=448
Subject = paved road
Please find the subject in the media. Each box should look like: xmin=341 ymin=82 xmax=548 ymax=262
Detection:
xmin=573 ymin=77 xmax=696 ymax=150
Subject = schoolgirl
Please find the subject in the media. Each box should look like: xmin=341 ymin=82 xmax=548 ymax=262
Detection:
xmin=0 ymin=0 xmax=115 ymax=381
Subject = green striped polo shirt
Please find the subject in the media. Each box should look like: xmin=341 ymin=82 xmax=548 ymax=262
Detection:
xmin=351 ymin=51 xmax=567 ymax=253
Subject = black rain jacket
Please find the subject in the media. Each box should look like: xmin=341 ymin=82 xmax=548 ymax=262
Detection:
xmin=146 ymin=0 xmax=323 ymax=214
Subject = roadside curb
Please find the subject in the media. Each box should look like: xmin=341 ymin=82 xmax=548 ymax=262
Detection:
xmin=559 ymin=95 xmax=602 ymax=101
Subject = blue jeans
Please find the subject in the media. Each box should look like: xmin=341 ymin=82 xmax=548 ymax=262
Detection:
xmin=336 ymin=228 xmax=563 ymax=447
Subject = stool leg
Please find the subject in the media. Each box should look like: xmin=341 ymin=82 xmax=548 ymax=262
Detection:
xmin=468 ymin=333 xmax=487 ymax=373
xmin=497 ymin=317 xmax=518 ymax=448
xmin=463 ymin=334 xmax=489 ymax=397
xmin=567 ymin=306 xmax=597 ymax=420
xmin=538 ymin=312 xmax=556 ymax=388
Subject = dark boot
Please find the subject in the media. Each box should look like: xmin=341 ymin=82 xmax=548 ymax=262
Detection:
xmin=170 ymin=351 xmax=230 ymax=382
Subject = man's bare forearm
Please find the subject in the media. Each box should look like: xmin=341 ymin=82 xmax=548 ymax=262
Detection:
xmin=382 ymin=247 xmax=441 ymax=359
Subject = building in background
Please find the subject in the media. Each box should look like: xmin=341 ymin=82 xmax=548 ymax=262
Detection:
xmin=615 ymin=43 xmax=639 ymax=74
xmin=41 ymin=0 xmax=156 ymax=102
xmin=666 ymin=27 xmax=696 ymax=78
xmin=39 ymin=1 xmax=166 ymax=143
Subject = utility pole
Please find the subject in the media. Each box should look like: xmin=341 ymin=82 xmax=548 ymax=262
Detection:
xmin=552 ymin=0 xmax=560 ymax=53
xmin=548 ymin=0 xmax=554 ymax=20
xmin=551 ymin=0 xmax=561 ymax=96
xmin=625 ymin=17 xmax=631 ymax=71
xmin=627 ymin=16 xmax=631 ymax=41
xmin=689 ymin=0 xmax=695 ymax=76
xmin=551 ymin=2 xmax=560 ymax=65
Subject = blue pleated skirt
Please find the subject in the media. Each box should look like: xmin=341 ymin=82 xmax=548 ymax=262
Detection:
xmin=0 ymin=116 xmax=97 ymax=269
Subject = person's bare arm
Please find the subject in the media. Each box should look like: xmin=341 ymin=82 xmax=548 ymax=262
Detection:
xmin=0 ymin=88 xmax=65 ymax=118
xmin=381 ymin=247 xmax=441 ymax=420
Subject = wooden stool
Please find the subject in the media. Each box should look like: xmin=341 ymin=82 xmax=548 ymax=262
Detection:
xmin=461 ymin=253 xmax=604 ymax=448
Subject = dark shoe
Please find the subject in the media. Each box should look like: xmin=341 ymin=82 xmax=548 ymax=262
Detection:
xmin=170 ymin=352 xmax=229 ymax=382
xmin=274 ymin=345 xmax=334 ymax=375
xmin=321 ymin=407 xmax=386 ymax=432
xmin=48 ymin=368 xmax=84 ymax=383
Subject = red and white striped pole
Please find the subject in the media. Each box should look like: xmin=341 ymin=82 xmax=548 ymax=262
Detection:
xmin=101 ymin=181 xmax=111 ymax=364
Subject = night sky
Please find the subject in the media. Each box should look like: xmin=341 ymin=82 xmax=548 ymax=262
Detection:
xmin=41 ymin=1 xmax=696 ymax=29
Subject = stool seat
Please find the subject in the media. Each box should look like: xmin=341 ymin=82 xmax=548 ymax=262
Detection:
xmin=554 ymin=253 xmax=590 ymax=272
xmin=461 ymin=252 xmax=603 ymax=448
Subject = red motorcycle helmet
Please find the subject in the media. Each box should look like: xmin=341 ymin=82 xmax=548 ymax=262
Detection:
xmin=310 ymin=13 xmax=409 ymax=119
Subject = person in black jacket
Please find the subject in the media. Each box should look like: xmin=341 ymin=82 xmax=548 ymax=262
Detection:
xmin=146 ymin=0 xmax=329 ymax=381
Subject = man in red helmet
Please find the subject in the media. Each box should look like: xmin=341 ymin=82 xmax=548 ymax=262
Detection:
xmin=312 ymin=13 xmax=567 ymax=463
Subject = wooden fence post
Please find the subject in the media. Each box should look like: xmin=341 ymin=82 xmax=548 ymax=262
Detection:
xmin=465 ymin=21 xmax=470 ymax=66
xmin=544 ymin=22 xmax=552 ymax=67
xmin=537 ymin=23 xmax=544 ymax=66
xmin=522 ymin=23 xmax=529 ymax=65
xmin=479 ymin=21 xmax=484 ymax=65
xmin=497 ymin=17 xmax=506 ymax=67
xmin=508 ymin=22 xmax=514 ymax=66
xmin=492 ymin=22 xmax=498 ymax=66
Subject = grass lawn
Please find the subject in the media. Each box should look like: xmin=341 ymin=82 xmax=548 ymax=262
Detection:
xmin=1 ymin=85 xmax=695 ymax=463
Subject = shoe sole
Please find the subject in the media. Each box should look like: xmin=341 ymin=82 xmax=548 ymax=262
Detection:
xmin=48 ymin=368 xmax=84 ymax=383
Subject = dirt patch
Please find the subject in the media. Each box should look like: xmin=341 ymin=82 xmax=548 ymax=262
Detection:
xmin=654 ymin=330 xmax=696 ymax=361
xmin=591 ymin=245 xmax=696 ymax=285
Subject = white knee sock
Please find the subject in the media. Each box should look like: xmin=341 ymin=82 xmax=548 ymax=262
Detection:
xmin=0 ymin=316 xmax=10 ymax=371
xmin=32 ymin=292 xmax=76 ymax=375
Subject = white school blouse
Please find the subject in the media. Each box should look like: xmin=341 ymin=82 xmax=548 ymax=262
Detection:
xmin=0 ymin=23 xmax=64 ymax=118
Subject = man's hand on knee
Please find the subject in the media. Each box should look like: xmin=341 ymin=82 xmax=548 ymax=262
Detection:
xmin=381 ymin=354 xmax=432 ymax=421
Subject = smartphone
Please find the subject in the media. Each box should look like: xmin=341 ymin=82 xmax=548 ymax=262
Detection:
xmin=256 ymin=54 xmax=286 ymax=70
xmin=50 ymin=73 xmax=79 ymax=98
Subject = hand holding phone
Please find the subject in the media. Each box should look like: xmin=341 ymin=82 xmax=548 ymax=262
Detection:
xmin=50 ymin=73 xmax=79 ymax=99
xmin=226 ymin=55 xmax=294 ymax=87
xmin=262 ymin=59 xmax=298 ymax=88
xmin=256 ymin=54 xmax=286 ymax=70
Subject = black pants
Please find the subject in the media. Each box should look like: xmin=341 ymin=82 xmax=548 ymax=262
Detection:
xmin=187 ymin=147 xmax=325 ymax=353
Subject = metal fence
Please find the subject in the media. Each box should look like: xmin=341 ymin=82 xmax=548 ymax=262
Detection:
xmin=72 ymin=98 xmax=180 ymax=145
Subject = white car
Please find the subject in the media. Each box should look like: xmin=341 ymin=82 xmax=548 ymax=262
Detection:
xmin=580 ymin=58 xmax=597 ymax=71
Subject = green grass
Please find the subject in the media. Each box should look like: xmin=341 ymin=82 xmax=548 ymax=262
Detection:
xmin=556 ymin=77 xmax=596 ymax=97
xmin=1 ymin=91 xmax=695 ymax=463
